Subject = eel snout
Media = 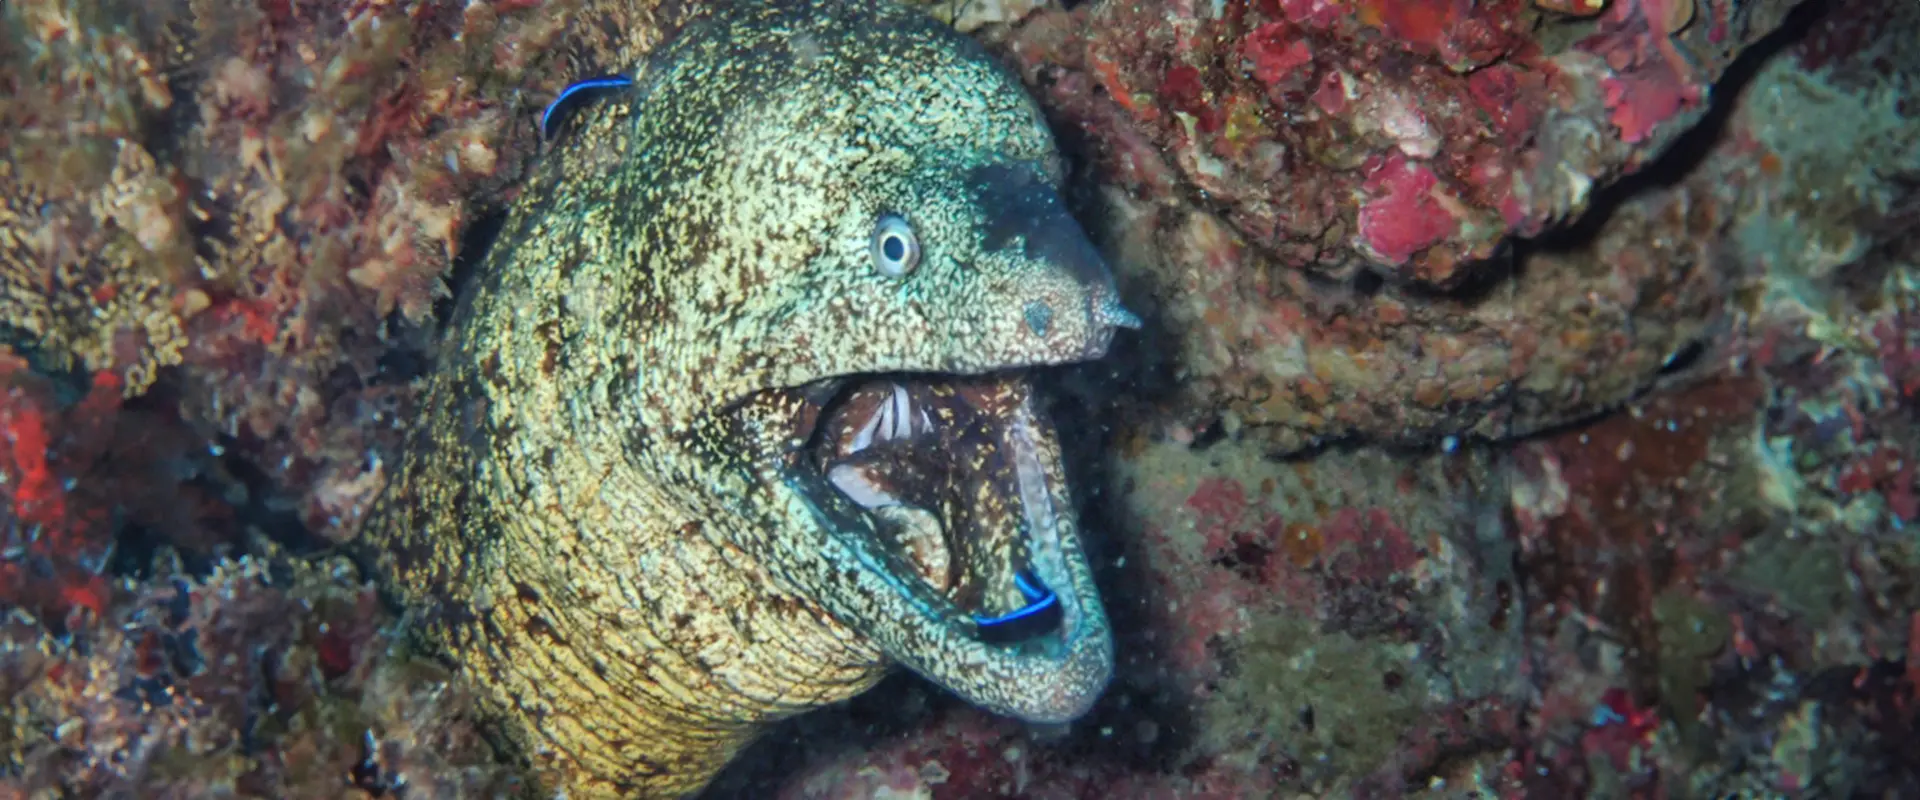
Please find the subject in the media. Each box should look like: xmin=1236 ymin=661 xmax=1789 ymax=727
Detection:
xmin=791 ymin=374 xmax=1113 ymax=723
xmin=962 ymin=163 xmax=1143 ymax=369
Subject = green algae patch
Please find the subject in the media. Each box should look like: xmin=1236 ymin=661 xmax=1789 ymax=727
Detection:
xmin=1730 ymin=534 xmax=1849 ymax=628
xmin=1651 ymin=589 xmax=1728 ymax=740
xmin=1213 ymin=614 xmax=1427 ymax=786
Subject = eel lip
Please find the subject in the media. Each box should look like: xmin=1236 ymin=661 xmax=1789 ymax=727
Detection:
xmin=789 ymin=373 xmax=1113 ymax=722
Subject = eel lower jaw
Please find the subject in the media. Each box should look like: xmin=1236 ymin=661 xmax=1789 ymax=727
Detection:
xmin=783 ymin=373 xmax=1113 ymax=723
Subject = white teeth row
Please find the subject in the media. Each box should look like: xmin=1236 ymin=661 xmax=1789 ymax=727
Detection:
xmin=848 ymin=383 xmax=934 ymax=454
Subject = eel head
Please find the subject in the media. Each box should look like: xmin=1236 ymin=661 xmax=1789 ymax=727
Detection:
xmin=621 ymin=0 xmax=1134 ymax=725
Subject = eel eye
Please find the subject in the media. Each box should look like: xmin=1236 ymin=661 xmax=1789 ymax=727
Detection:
xmin=870 ymin=214 xmax=919 ymax=278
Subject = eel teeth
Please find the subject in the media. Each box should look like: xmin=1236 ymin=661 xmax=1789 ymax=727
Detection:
xmin=890 ymin=384 xmax=912 ymax=441
xmin=848 ymin=382 xmax=925 ymax=455
xmin=850 ymin=405 xmax=883 ymax=453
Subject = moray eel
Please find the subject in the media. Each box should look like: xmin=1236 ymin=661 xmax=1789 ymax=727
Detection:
xmin=362 ymin=0 xmax=1136 ymax=795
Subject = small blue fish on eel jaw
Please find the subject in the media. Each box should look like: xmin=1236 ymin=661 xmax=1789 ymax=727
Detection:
xmin=974 ymin=570 xmax=1062 ymax=645
xmin=976 ymin=570 xmax=1059 ymax=627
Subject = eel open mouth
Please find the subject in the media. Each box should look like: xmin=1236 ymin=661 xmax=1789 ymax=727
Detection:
xmin=814 ymin=377 xmax=1063 ymax=639
xmin=779 ymin=373 xmax=1113 ymax=722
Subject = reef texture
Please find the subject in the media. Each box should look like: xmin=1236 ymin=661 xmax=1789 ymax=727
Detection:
xmin=0 ymin=0 xmax=664 ymax=792
xmin=0 ymin=0 xmax=682 ymax=544
xmin=1 ymin=550 xmax=513 ymax=797
xmin=1001 ymin=0 xmax=1800 ymax=288
xmin=988 ymin=0 xmax=1802 ymax=453
xmin=4 ymin=0 xmax=1919 ymax=795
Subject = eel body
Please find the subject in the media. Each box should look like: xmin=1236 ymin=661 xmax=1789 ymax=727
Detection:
xmin=362 ymin=0 xmax=1136 ymax=794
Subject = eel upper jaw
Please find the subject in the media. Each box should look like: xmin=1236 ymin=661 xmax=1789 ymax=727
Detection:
xmin=765 ymin=373 xmax=1113 ymax=724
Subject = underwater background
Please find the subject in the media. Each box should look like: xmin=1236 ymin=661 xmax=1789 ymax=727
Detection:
xmin=3 ymin=0 xmax=1918 ymax=796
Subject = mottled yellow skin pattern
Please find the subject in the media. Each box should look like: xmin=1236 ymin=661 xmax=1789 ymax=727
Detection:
xmin=362 ymin=0 xmax=1132 ymax=795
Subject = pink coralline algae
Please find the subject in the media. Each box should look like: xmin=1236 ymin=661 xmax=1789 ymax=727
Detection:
xmin=1356 ymin=155 xmax=1459 ymax=264
xmin=1244 ymin=22 xmax=1315 ymax=87
xmin=1582 ymin=0 xmax=1711 ymax=144
xmin=1602 ymin=62 xmax=1699 ymax=145
xmin=976 ymin=0 xmax=1841 ymax=456
xmin=998 ymin=0 xmax=1785 ymax=286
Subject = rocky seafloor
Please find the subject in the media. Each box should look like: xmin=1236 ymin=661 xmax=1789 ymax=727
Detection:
xmin=3 ymin=0 xmax=1917 ymax=796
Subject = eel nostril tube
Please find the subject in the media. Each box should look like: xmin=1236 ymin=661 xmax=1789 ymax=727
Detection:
xmin=1094 ymin=294 xmax=1142 ymax=330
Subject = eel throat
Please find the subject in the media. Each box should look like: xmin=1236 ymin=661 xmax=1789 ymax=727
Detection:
xmin=792 ymin=375 xmax=1112 ymax=721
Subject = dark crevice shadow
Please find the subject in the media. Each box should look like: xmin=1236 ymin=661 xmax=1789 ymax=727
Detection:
xmin=1262 ymin=433 xmax=1364 ymax=464
xmin=138 ymin=8 xmax=204 ymax=172
xmin=1043 ymin=357 xmax=1206 ymax=772
xmin=1398 ymin=240 xmax=1519 ymax=307
xmin=434 ymin=208 xmax=507 ymax=336
xmin=0 ymin=324 xmax=326 ymax=582
xmin=1349 ymin=267 xmax=1388 ymax=299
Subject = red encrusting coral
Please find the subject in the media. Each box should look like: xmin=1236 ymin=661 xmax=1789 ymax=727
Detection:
xmin=1579 ymin=687 xmax=1663 ymax=776
xmin=1 ymin=356 xmax=119 ymax=624
xmin=1243 ymin=22 xmax=1314 ymax=88
xmin=2 ymin=379 xmax=66 ymax=530
xmin=1356 ymin=154 xmax=1459 ymax=264
xmin=998 ymin=0 xmax=1775 ymax=288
